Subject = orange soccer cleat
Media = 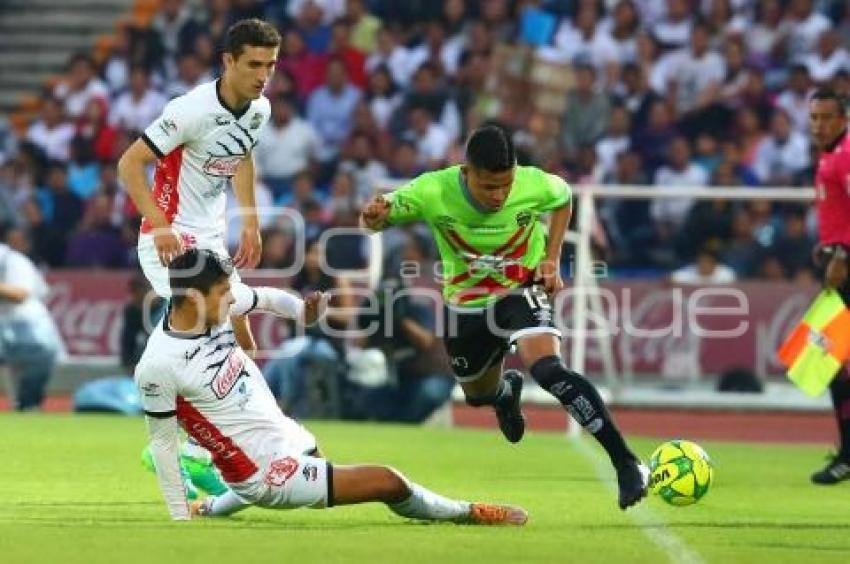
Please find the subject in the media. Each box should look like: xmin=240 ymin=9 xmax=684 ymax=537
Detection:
xmin=467 ymin=503 xmax=529 ymax=526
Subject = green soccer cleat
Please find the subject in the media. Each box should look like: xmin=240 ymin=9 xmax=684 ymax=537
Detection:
xmin=141 ymin=445 xmax=219 ymax=499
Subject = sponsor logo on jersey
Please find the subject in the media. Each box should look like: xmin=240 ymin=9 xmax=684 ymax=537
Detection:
xmin=450 ymin=356 xmax=469 ymax=369
xmin=249 ymin=112 xmax=263 ymax=130
xmin=208 ymin=352 xmax=248 ymax=399
xmin=214 ymin=115 xmax=231 ymax=126
xmin=435 ymin=215 xmax=456 ymax=227
xmin=202 ymin=155 xmax=242 ymax=177
xmin=264 ymin=456 xmax=299 ymax=486
xmin=141 ymin=382 xmax=160 ymax=397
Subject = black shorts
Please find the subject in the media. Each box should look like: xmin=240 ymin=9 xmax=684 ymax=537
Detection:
xmin=443 ymin=283 xmax=562 ymax=382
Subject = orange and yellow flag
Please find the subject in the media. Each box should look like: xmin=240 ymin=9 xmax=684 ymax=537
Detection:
xmin=778 ymin=289 xmax=850 ymax=397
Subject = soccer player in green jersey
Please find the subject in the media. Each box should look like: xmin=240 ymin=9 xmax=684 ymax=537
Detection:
xmin=361 ymin=126 xmax=648 ymax=509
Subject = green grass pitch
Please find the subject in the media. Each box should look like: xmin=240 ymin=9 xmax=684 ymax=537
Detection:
xmin=1 ymin=414 xmax=849 ymax=564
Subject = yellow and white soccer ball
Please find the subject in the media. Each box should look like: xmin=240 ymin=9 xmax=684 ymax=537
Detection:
xmin=648 ymin=440 xmax=714 ymax=506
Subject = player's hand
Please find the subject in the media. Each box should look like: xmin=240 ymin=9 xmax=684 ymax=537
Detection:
xmin=537 ymin=259 xmax=564 ymax=296
xmin=825 ymin=255 xmax=848 ymax=289
xmin=234 ymin=226 xmax=262 ymax=269
xmin=153 ymin=227 xmax=184 ymax=266
xmin=360 ymin=196 xmax=391 ymax=230
xmin=303 ymin=291 xmax=329 ymax=326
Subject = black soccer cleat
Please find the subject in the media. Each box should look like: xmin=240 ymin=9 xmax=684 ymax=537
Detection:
xmin=493 ymin=370 xmax=526 ymax=444
xmin=811 ymin=454 xmax=850 ymax=485
xmin=616 ymin=458 xmax=649 ymax=510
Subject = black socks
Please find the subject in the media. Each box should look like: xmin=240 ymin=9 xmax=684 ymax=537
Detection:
xmin=530 ymin=355 xmax=634 ymax=466
xmin=829 ymin=371 xmax=850 ymax=459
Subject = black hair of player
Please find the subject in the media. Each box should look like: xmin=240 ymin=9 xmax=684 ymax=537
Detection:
xmin=465 ymin=125 xmax=516 ymax=172
xmin=224 ymin=19 xmax=281 ymax=58
xmin=168 ymin=249 xmax=233 ymax=307
xmin=811 ymin=88 xmax=848 ymax=116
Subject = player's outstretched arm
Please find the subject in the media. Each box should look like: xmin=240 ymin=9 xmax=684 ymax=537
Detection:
xmin=145 ymin=415 xmax=191 ymax=520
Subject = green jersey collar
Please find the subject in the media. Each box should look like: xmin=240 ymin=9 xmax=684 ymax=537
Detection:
xmin=458 ymin=169 xmax=491 ymax=214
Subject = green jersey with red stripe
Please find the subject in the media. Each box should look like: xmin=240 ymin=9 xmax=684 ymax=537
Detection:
xmin=385 ymin=165 xmax=571 ymax=307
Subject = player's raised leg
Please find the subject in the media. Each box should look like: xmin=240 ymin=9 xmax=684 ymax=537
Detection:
xmin=516 ymin=333 xmax=648 ymax=510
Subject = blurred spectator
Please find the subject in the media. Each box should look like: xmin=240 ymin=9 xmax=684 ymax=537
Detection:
xmin=20 ymin=197 xmax=63 ymax=267
xmin=263 ymin=237 xmax=355 ymax=418
xmin=0 ymin=239 xmax=62 ymax=410
xmin=26 ymin=98 xmax=75 ymax=162
xmin=281 ymin=171 xmax=324 ymax=211
xmin=67 ymin=137 xmax=101 ymax=200
xmin=327 ymin=20 xmax=368 ymax=88
xmin=722 ymin=208 xmax=767 ymax=278
xmin=652 ymin=0 xmax=693 ymax=50
xmin=65 ymin=193 xmax=128 ymax=268
xmin=772 ymin=206 xmax=815 ymax=277
xmin=391 ymin=62 xmax=461 ymax=143
xmin=278 ymin=29 xmax=329 ymax=99
xmin=671 ymin=246 xmax=736 ymax=284
xmin=349 ymin=234 xmax=454 ymax=422
xmin=734 ymin=107 xmax=767 ymax=169
xmin=752 ymin=110 xmax=810 ymax=186
xmin=543 ymin=5 xmax=619 ymax=85
xmin=307 ymin=58 xmax=362 ymax=170
xmin=150 ymin=0 xmax=201 ymax=67
xmin=675 ymin=196 xmax=734 ymax=262
xmin=0 ymin=115 xmax=17 ymax=167
xmin=109 ymin=66 xmax=167 ymax=134
xmin=346 ymin=0 xmax=382 ymax=53
xmin=747 ymin=0 xmax=789 ymax=66
xmin=405 ymin=106 xmax=452 ymax=170
xmin=365 ymin=27 xmax=415 ymax=88
xmin=39 ymin=163 xmax=83 ymax=246
xmin=560 ymin=64 xmax=610 ymax=157
xmin=257 ymin=227 xmax=293 ymax=269
xmin=603 ymin=151 xmax=655 ymax=266
xmin=776 ymin=64 xmax=814 ymax=134
xmin=407 ymin=20 xmax=465 ymax=79
xmin=606 ymin=0 xmax=642 ymax=63
xmin=631 ymin=99 xmax=677 ymax=176
xmin=76 ymin=98 xmax=119 ymax=163
xmin=288 ymin=0 xmax=346 ymax=25
xmin=166 ymin=52 xmax=213 ymax=99
xmin=120 ymin=273 xmax=161 ymax=373
xmin=596 ymin=105 xmax=631 ymax=179
xmin=339 ymin=132 xmax=388 ymax=201
xmin=785 ymin=0 xmax=832 ymax=56
xmin=295 ymin=0 xmax=333 ymax=53
xmin=53 ymin=54 xmax=109 ymax=120
xmin=804 ymin=30 xmax=850 ymax=85
xmin=256 ymin=95 xmax=320 ymax=199
xmin=617 ymin=63 xmax=662 ymax=133
xmin=651 ymin=136 xmax=708 ymax=232
xmin=387 ymin=140 xmax=423 ymax=179
xmin=366 ymin=65 xmax=402 ymax=130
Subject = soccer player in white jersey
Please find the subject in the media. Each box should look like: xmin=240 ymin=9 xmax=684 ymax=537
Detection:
xmin=136 ymin=249 xmax=527 ymax=525
xmin=118 ymin=18 xmax=285 ymax=353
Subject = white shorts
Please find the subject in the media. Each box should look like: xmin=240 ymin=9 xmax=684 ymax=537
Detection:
xmin=137 ymin=231 xmax=241 ymax=298
xmin=229 ymin=448 xmax=332 ymax=509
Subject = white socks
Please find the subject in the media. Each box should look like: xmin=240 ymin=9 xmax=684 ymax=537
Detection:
xmin=388 ymin=481 xmax=471 ymax=522
xmin=201 ymin=489 xmax=250 ymax=517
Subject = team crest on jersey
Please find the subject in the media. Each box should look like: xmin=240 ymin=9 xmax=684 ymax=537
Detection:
xmin=516 ymin=211 xmax=532 ymax=227
xmin=435 ymin=215 xmax=456 ymax=227
xmin=207 ymin=352 xmax=249 ymax=399
xmin=249 ymin=112 xmax=263 ymax=129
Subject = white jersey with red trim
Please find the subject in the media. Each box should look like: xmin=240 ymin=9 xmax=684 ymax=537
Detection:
xmin=140 ymin=79 xmax=270 ymax=239
xmin=135 ymin=315 xmax=316 ymax=484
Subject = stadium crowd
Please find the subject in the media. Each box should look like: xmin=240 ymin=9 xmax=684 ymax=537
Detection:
xmin=0 ymin=0 xmax=848 ymax=280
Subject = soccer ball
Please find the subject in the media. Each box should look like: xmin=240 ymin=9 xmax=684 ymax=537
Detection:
xmin=648 ymin=439 xmax=714 ymax=506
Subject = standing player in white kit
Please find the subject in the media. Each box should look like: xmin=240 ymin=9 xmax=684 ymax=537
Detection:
xmin=118 ymin=19 xmax=316 ymax=492
xmin=118 ymin=18 xmax=295 ymax=353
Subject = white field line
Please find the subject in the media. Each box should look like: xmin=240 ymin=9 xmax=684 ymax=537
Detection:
xmin=572 ymin=437 xmax=705 ymax=564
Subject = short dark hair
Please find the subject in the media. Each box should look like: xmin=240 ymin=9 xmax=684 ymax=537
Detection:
xmin=224 ymin=18 xmax=281 ymax=58
xmin=168 ymin=249 xmax=233 ymax=306
xmin=811 ymin=88 xmax=848 ymax=115
xmin=465 ymin=125 xmax=516 ymax=172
